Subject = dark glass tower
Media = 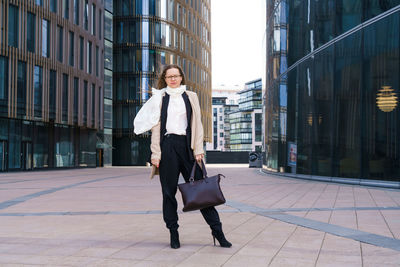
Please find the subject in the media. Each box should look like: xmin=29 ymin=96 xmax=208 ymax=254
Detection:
xmin=112 ymin=0 xmax=212 ymax=165
xmin=265 ymin=1 xmax=400 ymax=182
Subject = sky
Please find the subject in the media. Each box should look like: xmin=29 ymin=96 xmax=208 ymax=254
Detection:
xmin=211 ymin=0 xmax=266 ymax=89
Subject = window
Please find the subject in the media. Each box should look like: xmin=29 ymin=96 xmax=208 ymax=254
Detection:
xmin=27 ymin=13 xmax=36 ymax=53
xmin=74 ymin=0 xmax=79 ymax=24
xmin=36 ymin=0 xmax=42 ymax=6
xmin=42 ymin=19 xmax=50 ymax=58
xmin=92 ymin=84 xmax=95 ymax=126
xmin=84 ymin=0 xmax=89 ymax=30
xmin=49 ymin=70 xmax=56 ymax=120
xmin=0 ymin=56 xmax=7 ymax=101
xmin=63 ymin=0 xmax=69 ymax=19
xmin=83 ymin=81 xmax=88 ymax=123
xmin=57 ymin=26 xmax=63 ymax=62
xmin=96 ymin=46 xmax=99 ymax=76
xmin=73 ymin=78 xmax=79 ymax=123
xmin=220 ymin=132 xmax=224 ymax=137
xmin=50 ymin=0 xmax=57 ymax=13
xmin=219 ymin=116 xmax=222 ymax=121
xmin=79 ymin=36 xmax=84 ymax=70
xmin=17 ymin=61 xmax=26 ymax=117
xmin=62 ymin=74 xmax=68 ymax=121
xmin=91 ymin=4 xmax=96 ymax=35
xmin=104 ymin=40 xmax=112 ymax=69
xmin=98 ymin=10 xmax=102 ymax=39
xmin=34 ymin=66 xmax=43 ymax=118
xmin=8 ymin=4 xmax=18 ymax=48
xmin=87 ymin=41 xmax=92 ymax=73
xmin=69 ymin=31 xmax=74 ymax=66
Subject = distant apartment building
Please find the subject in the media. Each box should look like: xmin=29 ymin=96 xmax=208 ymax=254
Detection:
xmin=206 ymin=85 xmax=240 ymax=151
xmin=229 ymin=79 xmax=262 ymax=152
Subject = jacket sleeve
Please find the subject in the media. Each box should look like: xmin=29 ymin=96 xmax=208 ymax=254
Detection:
xmin=150 ymin=120 xmax=161 ymax=160
xmin=191 ymin=93 xmax=205 ymax=156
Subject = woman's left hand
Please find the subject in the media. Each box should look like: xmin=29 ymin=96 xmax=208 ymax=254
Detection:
xmin=195 ymin=153 xmax=204 ymax=163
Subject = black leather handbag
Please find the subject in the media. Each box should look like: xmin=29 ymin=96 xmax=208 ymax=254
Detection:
xmin=178 ymin=160 xmax=226 ymax=212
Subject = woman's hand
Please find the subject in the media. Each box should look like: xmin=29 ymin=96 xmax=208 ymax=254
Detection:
xmin=151 ymin=159 xmax=160 ymax=168
xmin=195 ymin=154 xmax=204 ymax=163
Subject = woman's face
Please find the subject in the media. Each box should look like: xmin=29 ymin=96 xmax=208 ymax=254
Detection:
xmin=164 ymin=68 xmax=183 ymax=88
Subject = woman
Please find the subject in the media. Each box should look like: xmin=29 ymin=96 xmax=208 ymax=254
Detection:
xmin=150 ymin=64 xmax=231 ymax=249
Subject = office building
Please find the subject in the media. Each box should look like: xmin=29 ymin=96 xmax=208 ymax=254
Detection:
xmin=265 ymin=1 xmax=400 ymax=182
xmin=113 ymin=0 xmax=212 ymax=165
xmin=229 ymin=79 xmax=262 ymax=152
xmin=0 ymin=0 xmax=105 ymax=171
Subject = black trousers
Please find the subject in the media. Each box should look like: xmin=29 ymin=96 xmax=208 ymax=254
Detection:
xmin=159 ymin=134 xmax=222 ymax=231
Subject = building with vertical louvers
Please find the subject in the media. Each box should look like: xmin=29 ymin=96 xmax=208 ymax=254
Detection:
xmin=0 ymin=0 xmax=104 ymax=171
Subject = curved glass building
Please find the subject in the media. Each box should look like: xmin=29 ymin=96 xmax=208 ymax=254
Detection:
xmin=113 ymin=0 xmax=212 ymax=165
xmin=0 ymin=0 xmax=105 ymax=171
xmin=265 ymin=1 xmax=400 ymax=183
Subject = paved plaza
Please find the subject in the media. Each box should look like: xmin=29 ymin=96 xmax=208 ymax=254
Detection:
xmin=0 ymin=166 xmax=399 ymax=266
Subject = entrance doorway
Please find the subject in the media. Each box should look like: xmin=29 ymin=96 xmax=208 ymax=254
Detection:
xmin=21 ymin=141 xmax=33 ymax=170
xmin=0 ymin=141 xmax=7 ymax=171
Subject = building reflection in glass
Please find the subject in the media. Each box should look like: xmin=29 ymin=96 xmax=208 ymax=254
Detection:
xmin=265 ymin=1 xmax=400 ymax=182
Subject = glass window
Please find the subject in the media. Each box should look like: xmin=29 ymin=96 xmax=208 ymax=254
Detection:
xmin=49 ymin=70 xmax=56 ymax=120
xmin=96 ymin=46 xmax=99 ymax=76
xmin=34 ymin=66 xmax=43 ymax=118
xmin=50 ymin=0 xmax=57 ymax=13
xmin=63 ymin=0 xmax=69 ymax=19
xmin=8 ymin=4 xmax=18 ymax=48
xmin=84 ymin=0 xmax=89 ymax=30
xmin=83 ymin=81 xmax=88 ymax=124
xmin=17 ymin=61 xmax=26 ymax=117
xmin=104 ymin=40 xmax=112 ymax=70
xmin=57 ymin=25 xmax=63 ymax=62
xmin=27 ymin=13 xmax=35 ymax=53
xmin=105 ymin=0 xmax=113 ymax=12
xmin=62 ymin=74 xmax=68 ymax=122
xmin=92 ymin=84 xmax=95 ymax=126
xmin=73 ymin=77 xmax=79 ymax=124
xmin=36 ymin=0 xmax=42 ymax=6
xmin=98 ymin=9 xmax=102 ymax=39
xmin=91 ymin=4 xmax=96 ymax=35
xmin=104 ymin=69 xmax=112 ymax=98
xmin=0 ymin=57 xmax=8 ymax=115
xmin=42 ymin=19 xmax=50 ymax=58
xmin=79 ymin=36 xmax=84 ymax=70
xmin=74 ymin=0 xmax=79 ymax=24
xmin=87 ymin=41 xmax=92 ymax=74
xmin=104 ymin=11 xmax=113 ymax=40
xmin=69 ymin=31 xmax=74 ymax=66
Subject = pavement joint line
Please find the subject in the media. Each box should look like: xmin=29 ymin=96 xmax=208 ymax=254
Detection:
xmin=225 ymin=200 xmax=400 ymax=252
xmin=0 ymin=174 xmax=127 ymax=210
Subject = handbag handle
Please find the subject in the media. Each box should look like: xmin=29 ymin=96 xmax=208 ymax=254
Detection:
xmin=189 ymin=160 xmax=207 ymax=182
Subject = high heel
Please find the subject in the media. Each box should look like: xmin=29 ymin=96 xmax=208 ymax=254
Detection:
xmin=170 ymin=229 xmax=180 ymax=249
xmin=212 ymin=230 xmax=232 ymax=248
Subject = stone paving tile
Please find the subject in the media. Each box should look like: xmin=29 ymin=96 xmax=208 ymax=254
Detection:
xmin=0 ymin=167 xmax=399 ymax=266
xmin=361 ymin=243 xmax=400 ymax=267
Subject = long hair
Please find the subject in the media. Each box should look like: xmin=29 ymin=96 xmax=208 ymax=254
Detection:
xmin=156 ymin=64 xmax=186 ymax=89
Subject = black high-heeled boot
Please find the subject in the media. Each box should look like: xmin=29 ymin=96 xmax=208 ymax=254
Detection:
xmin=170 ymin=229 xmax=180 ymax=249
xmin=212 ymin=229 xmax=232 ymax=248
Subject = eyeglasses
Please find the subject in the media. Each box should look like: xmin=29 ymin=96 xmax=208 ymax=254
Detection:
xmin=165 ymin=75 xmax=182 ymax=80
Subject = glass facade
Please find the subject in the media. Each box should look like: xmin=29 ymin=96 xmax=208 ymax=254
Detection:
xmin=265 ymin=1 xmax=400 ymax=182
xmin=113 ymin=0 xmax=212 ymax=166
xmin=0 ymin=0 xmax=104 ymax=171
